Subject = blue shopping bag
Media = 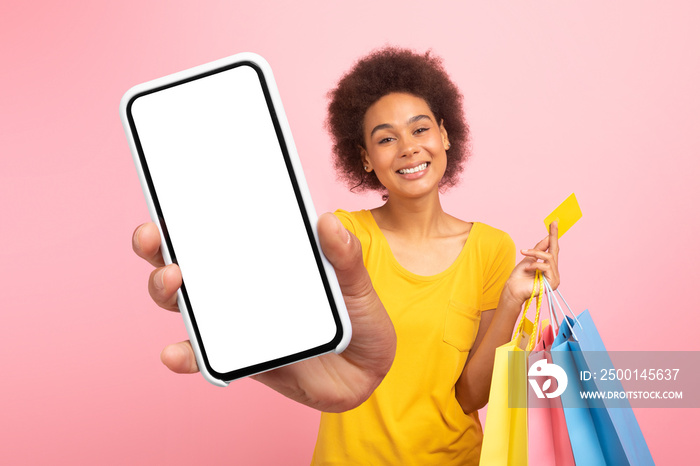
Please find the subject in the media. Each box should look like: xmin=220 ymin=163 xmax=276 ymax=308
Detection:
xmin=548 ymin=281 xmax=654 ymax=466
xmin=570 ymin=310 xmax=654 ymax=465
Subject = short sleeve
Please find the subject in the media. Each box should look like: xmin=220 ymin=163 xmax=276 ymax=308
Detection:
xmin=333 ymin=209 xmax=357 ymax=236
xmin=481 ymin=232 xmax=516 ymax=311
xmin=333 ymin=209 xmax=372 ymax=264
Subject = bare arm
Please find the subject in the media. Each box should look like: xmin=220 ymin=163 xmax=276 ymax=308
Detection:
xmin=455 ymin=222 xmax=560 ymax=413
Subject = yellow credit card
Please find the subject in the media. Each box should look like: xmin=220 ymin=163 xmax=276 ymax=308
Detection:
xmin=544 ymin=193 xmax=582 ymax=238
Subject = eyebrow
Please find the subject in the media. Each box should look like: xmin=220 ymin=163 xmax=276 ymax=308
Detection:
xmin=369 ymin=114 xmax=433 ymax=138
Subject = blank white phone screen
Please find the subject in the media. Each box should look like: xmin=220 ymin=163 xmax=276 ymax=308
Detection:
xmin=130 ymin=64 xmax=337 ymax=376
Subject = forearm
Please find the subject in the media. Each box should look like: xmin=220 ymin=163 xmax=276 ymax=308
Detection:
xmin=455 ymin=288 xmax=524 ymax=413
xmin=455 ymin=222 xmax=560 ymax=414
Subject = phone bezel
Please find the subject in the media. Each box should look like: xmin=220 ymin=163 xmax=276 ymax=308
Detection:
xmin=122 ymin=55 xmax=348 ymax=383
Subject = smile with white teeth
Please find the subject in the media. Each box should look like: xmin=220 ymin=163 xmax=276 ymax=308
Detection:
xmin=398 ymin=162 xmax=428 ymax=174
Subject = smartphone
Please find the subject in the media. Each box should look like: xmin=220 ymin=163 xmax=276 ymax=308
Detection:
xmin=120 ymin=53 xmax=351 ymax=386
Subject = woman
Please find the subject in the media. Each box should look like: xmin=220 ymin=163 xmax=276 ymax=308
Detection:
xmin=132 ymin=47 xmax=559 ymax=464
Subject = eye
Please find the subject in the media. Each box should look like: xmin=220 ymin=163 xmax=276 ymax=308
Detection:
xmin=378 ymin=137 xmax=395 ymax=144
xmin=414 ymin=127 xmax=429 ymax=135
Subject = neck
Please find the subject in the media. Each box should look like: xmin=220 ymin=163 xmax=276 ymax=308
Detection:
xmin=374 ymin=191 xmax=448 ymax=239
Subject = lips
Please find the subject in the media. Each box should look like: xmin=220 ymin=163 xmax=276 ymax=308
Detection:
xmin=397 ymin=162 xmax=429 ymax=174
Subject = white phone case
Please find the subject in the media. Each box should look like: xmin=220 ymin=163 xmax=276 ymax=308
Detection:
xmin=120 ymin=52 xmax=351 ymax=386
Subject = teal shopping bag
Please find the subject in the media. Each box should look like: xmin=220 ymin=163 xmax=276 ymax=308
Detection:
xmin=548 ymin=280 xmax=654 ymax=466
xmin=550 ymin=322 xmax=606 ymax=465
xmin=570 ymin=310 xmax=654 ymax=465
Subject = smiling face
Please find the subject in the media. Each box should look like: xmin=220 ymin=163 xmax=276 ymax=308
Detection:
xmin=360 ymin=93 xmax=451 ymax=200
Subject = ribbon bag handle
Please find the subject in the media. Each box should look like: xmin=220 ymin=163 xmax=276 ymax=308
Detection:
xmin=512 ymin=271 xmax=537 ymax=341
xmin=525 ymin=271 xmax=545 ymax=352
xmin=542 ymin=276 xmax=581 ymax=341
xmin=543 ymin=273 xmax=559 ymax=344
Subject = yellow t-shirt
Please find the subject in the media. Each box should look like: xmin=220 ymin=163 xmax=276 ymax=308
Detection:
xmin=311 ymin=209 xmax=515 ymax=465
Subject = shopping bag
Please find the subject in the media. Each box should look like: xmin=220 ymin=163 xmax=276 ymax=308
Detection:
xmin=572 ymin=310 xmax=654 ymax=465
xmin=527 ymin=275 xmax=575 ymax=466
xmin=527 ymin=318 xmax=575 ymax=466
xmin=551 ymin=315 xmax=606 ymax=465
xmin=481 ymin=273 xmax=543 ymax=465
xmin=547 ymin=280 xmax=654 ymax=466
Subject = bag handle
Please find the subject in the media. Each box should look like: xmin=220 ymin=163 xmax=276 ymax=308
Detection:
xmin=528 ymin=271 xmax=551 ymax=351
xmin=542 ymin=276 xmax=581 ymax=341
xmin=542 ymin=274 xmax=558 ymax=344
xmin=512 ymin=271 xmax=537 ymax=340
xmin=511 ymin=270 xmax=543 ymax=348
xmin=512 ymin=271 xmax=546 ymax=351
xmin=525 ymin=271 xmax=545 ymax=352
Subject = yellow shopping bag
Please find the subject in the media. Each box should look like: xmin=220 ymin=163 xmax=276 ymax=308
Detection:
xmin=481 ymin=272 xmax=543 ymax=465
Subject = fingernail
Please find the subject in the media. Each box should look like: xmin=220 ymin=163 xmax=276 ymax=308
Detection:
xmin=155 ymin=266 xmax=167 ymax=290
xmin=334 ymin=216 xmax=351 ymax=244
xmin=133 ymin=224 xmax=145 ymax=249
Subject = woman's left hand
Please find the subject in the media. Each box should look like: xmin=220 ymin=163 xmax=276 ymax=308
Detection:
xmin=503 ymin=221 xmax=560 ymax=306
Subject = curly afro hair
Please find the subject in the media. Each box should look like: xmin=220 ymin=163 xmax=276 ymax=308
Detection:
xmin=326 ymin=46 xmax=470 ymax=194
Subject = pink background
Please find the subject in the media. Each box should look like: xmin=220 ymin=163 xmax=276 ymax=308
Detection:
xmin=2 ymin=1 xmax=697 ymax=464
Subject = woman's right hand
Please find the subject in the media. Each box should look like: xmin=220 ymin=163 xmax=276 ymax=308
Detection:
xmin=132 ymin=213 xmax=396 ymax=412
xmin=501 ymin=221 xmax=560 ymax=309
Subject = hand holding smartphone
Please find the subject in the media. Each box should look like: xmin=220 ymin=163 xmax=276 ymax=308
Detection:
xmin=121 ymin=53 xmax=351 ymax=386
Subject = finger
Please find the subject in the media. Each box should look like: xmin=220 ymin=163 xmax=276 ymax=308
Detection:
xmin=524 ymin=262 xmax=560 ymax=287
xmin=520 ymin=249 xmax=554 ymax=263
xmin=532 ymin=235 xmax=550 ymax=252
xmin=160 ymin=341 xmax=199 ymax=374
xmin=549 ymin=221 xmax=560 ymax=257
xmin=317 ymin=212 xmax=396 ymax=372
xmin=524 ymin=261 xmax=550 ymax=274
xmin=148 ymin=264 xmax=182 ymax=312
xmin=317 ymin=213 xmax=373 ymax=299
xmin=133 ymin=222 xmax=166 ymax=268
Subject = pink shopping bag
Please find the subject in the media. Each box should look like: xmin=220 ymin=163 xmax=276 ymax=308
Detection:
xmin=527 ymin=322 xmax=575 ymax=466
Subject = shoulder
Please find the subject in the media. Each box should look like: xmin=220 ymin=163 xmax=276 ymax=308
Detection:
xmin=334 ymin=209 xmax=362 ymax=231
xmin=333 ymin=209 xmax=376 ymax=248
xmin=334 ymin=209 xmax=371 ymax=232
xmin=472 ymin=223 xmax=514 ymax=248
xmin=334 ymin=210 xmax=377 ymax=262
xmin=471 ymin=223 xmax=516 ymax=262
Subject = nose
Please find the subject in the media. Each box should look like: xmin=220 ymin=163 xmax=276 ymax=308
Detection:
xmin=399 ymin=134 xmax=419 ymax=158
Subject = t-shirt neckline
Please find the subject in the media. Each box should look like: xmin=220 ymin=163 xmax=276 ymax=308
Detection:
xmin=363 ymin=209 xmax=478 ymax=282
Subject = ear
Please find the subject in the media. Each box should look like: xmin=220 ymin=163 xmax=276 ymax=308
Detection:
xmin=359 ymin=145 xmax=373 ymax=173
xmin=439 ymin=120 xmax=450 ymax=151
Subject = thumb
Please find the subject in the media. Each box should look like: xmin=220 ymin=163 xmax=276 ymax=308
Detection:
xmin=317 ymin=213 xmax=396 ymax=372
xmin=317 ymin=213 xmax=372 ymax=299
xmin=160 ymin=340 xmax=199 ymax=374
